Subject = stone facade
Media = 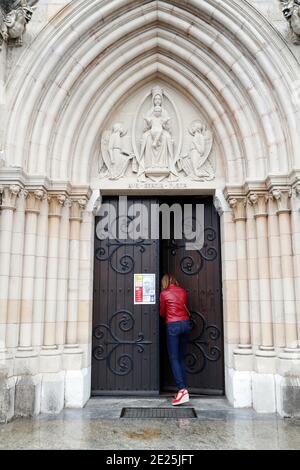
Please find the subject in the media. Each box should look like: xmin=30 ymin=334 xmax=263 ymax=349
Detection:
xmin=1 ymin=0 xmax=300 ymax=422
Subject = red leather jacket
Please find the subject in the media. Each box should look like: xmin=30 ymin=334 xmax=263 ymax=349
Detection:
xmin=160 ymin=284 xmax=189 ymax=324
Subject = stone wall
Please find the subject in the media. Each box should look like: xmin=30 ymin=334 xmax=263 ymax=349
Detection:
xmin=0 ymin=0 xmax=300 ymax=421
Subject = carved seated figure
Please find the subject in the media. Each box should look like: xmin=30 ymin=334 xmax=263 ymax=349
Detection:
xmin=145 ymin=106 xmax=170 ymax=150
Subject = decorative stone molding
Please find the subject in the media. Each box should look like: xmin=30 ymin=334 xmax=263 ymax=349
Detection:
xmin=248 ymin=192 xmax=269 ymax=218
xmin=0 ymin=0 xmax=38 ymax=48
xmin=228 ymin=197 xmax=247 ymax=221
xmin=270 ymin=188 xmax=291 ymax=214
xmin=0 ymin=184 xmax=21 ymax=210
xmin=99 ymin=85 xmax=214 ymax=184
xmin=280 ymin=0 xmax=300 ymax=44
xmin=25 ymin=189 xmax=46 ymax=213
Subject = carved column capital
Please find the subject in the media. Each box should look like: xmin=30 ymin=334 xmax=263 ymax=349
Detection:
xmin=247 ymin=192 xmax=269 ymax=218
xmin=69 ymin=198 xmax=87 ymax=221
xmin=228 ymin=197 xmax=247 ymax=221
xmin=25 ymin=189 xmax=47 ymax=214
xmin=48 ymin=193 xmax=67 ymax=218
xmin=0 ymin=185 xmax=21 ymax=210
xmin=19 ymin=189 xmax=29 ymax=201
xmin=270 ymin=188 xmax=291 ymax=214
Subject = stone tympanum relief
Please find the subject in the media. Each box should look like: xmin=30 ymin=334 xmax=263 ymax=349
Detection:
xmin=98 ymin=86 xmax=215 ymax=183
xmin=0 ymin=0 xmax=37 ymax=47
xmin=280 ymin=0 xmax=300 ymax=44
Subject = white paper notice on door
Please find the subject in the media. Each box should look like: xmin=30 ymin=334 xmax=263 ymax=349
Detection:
xmin=134 ymin=273 xmax=156 ymax=305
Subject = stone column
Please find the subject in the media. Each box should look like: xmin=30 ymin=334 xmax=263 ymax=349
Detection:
xmin=249 ymin=192 xmax=275 ymax=352
xmin=32 ymin=197 xmax=49 ymax=348
xmin=64 ymin=199 xmax=86 ymax=351
xmin=56 ymin=200 xmax=71 ymax=347
xmin=6 ymin=189 xmax=27 ymax=350
xmin=272 ymin=188 xmax=300 ymax=356
xmin=291 ymin=185 xmax=300 ymax=347
xmin=248 ymin=191 xmax=276 ymax=413
xmin=63 ymin=198 xmax=86 ymax=408
xmin=245 ymin=199 xmax=261 ymax=349
xmin=39 ymin=194 xmax=66 ymax=415
xmin=267 ymin=194 xmax=285 ymax=348
xmin=0 ymin=185 xmax=20 ymax=358
xmin=228 ymin=197 xmax=252 ymax=357
xmin=42 ymin=194 xmax=66 ymax=350
xmin=17 ymin=190 xmax=45 ymax=353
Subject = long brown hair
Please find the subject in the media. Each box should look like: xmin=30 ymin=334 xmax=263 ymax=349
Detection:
xmin=161 ymin=273 xmax=179 ymax=290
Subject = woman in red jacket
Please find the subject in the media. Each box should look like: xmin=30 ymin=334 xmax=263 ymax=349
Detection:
xmin=160 ymin=273 xmax=192 ymax=406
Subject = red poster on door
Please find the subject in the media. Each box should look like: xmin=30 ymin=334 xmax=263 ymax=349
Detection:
xmin=135 ymin=286 xmax=143 ymax=303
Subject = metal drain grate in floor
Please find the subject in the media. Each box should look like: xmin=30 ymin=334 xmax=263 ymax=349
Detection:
xmin=120 ymin=407 xmax=197 ymax=419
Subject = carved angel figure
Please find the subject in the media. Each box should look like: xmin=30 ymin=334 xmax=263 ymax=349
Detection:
xmin=280 ymin=0 xmax=300 ymax=44
xmin=178 ymin=121 xmax=214 ymax=181
xmin=99 ymin=122 xmax=136 ymax=180
xmin=0 ymin=0 xmax=37 ymax=47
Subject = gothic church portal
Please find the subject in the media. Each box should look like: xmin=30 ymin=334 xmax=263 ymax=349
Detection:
xmin=1 ymin=0 xmax=300 ymax=421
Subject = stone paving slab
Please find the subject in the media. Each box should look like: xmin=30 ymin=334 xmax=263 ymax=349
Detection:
xmin=0 ymin=397 xmax=299 ymax=450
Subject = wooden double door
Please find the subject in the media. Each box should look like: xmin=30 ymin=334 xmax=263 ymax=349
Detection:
xmin=92 ymin=196 xmax=224 ymax=395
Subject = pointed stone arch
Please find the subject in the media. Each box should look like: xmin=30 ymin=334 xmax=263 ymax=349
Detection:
xmin=4 ymin=0 xmax=299 ymax=184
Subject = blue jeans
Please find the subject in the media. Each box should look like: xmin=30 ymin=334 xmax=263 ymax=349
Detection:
xmin=166 ymin=320 xmax=192 ymax=390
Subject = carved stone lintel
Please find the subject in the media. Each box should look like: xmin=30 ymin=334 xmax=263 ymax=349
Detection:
xmin=228 ymin=197 xmax=247 ymax=221
xmin=0 ymin=184 xmax=21 ymax=210
xmin=25 ymin=189 xmax=46 ymax=213
xmin=248 ymin=192 xmax=269 ymax=218
xmin=270 ymin=188 xmax=291 ymax=214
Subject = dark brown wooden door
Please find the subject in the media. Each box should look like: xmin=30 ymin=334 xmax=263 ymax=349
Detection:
xmin=92 ymin=197 xmax=160 ymax=395
xmin=92 ymin=196 xmax=224 ymax=395
xmin=160 ymin=196 xmax=224 ymax=395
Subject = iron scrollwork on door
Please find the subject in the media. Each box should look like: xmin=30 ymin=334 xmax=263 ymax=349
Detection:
xmin=185 ymin=310 xmax=221 ymax=374
xmin=166 ymin=226 xmax=218 ymax=276
xmin=95 ymin=215 xmax=153 ymax=274
xmin=92 ymin=309 xmax=152 ymax=376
